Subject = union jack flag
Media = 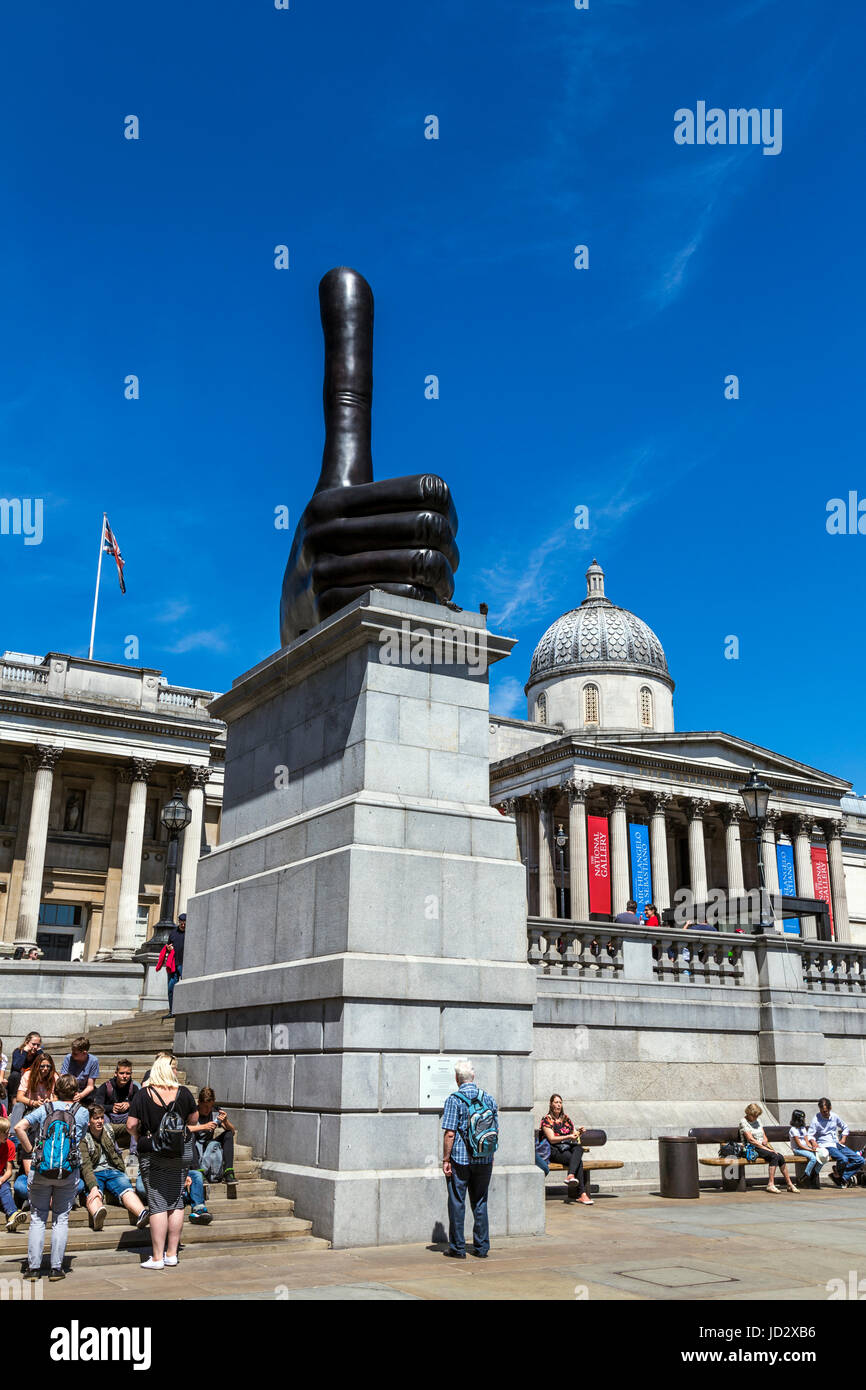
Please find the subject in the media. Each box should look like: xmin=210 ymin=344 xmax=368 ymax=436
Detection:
xmin=104 ymin=518 xmax=126 ymax=593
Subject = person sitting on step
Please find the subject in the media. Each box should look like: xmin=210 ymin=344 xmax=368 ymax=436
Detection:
xmin=93 ymin=1060 xmax=140 ymax=1134
xmin=185 ymin=1087 xmax=238 ymax=1222
xmin=80 ymin=1106 xmax=150 ymax=1233
xmin=1 ymin=1117 xmax=28 ymax=1233
xmin=539 ymin=1094 xmax=593 ymax=1206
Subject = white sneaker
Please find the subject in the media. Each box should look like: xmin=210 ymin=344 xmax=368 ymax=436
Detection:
xmin=140 ymin=1257 xmax=164 ymax=1270
xmin=163 ymin=1255 xmax=178 ymax=1266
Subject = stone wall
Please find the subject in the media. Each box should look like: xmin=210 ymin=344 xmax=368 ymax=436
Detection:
xmin=0 ymin=960 xmax=146 ymax=1039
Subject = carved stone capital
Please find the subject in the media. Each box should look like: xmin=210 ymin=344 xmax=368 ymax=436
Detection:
xmin=683 ymin=796 xmax=711 ymax=821
xmin=606 ymin=784 xmax=632 ymax=812
xmin=821 ymin=817 xmax=844 ymax=843
xmin=719 ymin=804 xmax=744 ymax=827
xmin=180 ymin=764 xmax=211 ymax=793
xmin=791 ymin=814 xmax=815 ymax=840
xmin=29 ymin=744 xmax=63 ymax=774
xmin=646 ymin=790 xmax=674 ymax=817
xmin=120 ymin=758 xmax=156 ymax=786
xmin=764 ymin=808 xmax=782 ymax=832
xmin=563 ymin=776 xmax=591 ymax=805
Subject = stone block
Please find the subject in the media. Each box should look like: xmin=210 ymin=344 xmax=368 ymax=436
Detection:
xmin=428 ymin=750 xmax=488 ymax=804
xmin=202 ymin=884 xmax=239 ymax=976
xmin=272 ymin=1000 xmax=325 ymax=1051
xmin=499 ymin=1056 xmax=534 ymax=1108
xmin=306 ymin=804 xmax=355 ymax=858
xmin=263 ymin=821 xmax=307 ymax=873
xmin=289 ymin=715 xmax=324 ymax=771
xmin=245 ymin=1054 xmax=294 ymax=1108
xmin=208 ymin=1055 xmax=246 ymax=1107
xmin=301 ymin=756 xmax=344 ymax=814
xmin=380 ymin=1054 xmax=421 ymax=1111
xmin=352 ymin=801 xmax=406 ymax=850
xmin=235 ymin=1107 xmax=268 ymax=1157
xmin=346 ymin=847 xmax=442 ymax=957
xmin=405 ymin=808 xmax=471 ymax=855
xmin=322 ymin=1113 xmax=441 ymax=1171
xmin=441 ymin=1005 xmax=535 ymax=1055
xmin=293 ymin=1053 xmax=380 ymax=1111
xmin=224 ymin=1006 xmax=272 ymax=1054
xmin=458 ymin=706 xmax=491 ymax=756
xmin=178 ymin=1011 xmax=226 ymax=1057
xmin=429 ymin=669 xmax=489 ymax=711
xmin=399 ymin=697 xmax=458 ymax=753
xmin=266 ymin=1110 xmax=320 ymax=1168
xmin=235 ymin=874 xmax=278 ymax=969
xmin=352 ymin=690 xmax=400 ymax=746
xmin=327 ymin=1001 xmax=441 ymax=1052
xmin=274 ymin=862 xmax=316 ymax=962
xmin=364 ymin=740 xmax=429 ymax=798
xmin=227 ymin=836 xmax=266 ymax=883
xmin=311 ymin=850 xmax=351 ymax=956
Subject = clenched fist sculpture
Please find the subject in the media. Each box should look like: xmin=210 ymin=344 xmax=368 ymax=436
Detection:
xmin=279 ymin=268 xmax=459 ymax=646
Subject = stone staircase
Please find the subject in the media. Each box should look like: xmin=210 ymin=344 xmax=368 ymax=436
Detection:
xmin=5 ymin=1012 xmax=327 ymax=1263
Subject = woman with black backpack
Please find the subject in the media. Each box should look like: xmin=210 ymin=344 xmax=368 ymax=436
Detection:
xmin=127 ymin=1055 xmax=198 ymax=1270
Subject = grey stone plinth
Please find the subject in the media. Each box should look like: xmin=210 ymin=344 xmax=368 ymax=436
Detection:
xmin=175 ymin=592 xmax=543 ymax=1247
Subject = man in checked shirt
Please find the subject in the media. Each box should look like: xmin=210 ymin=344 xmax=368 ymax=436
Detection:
xmin=441 ymin=1059 xmax=498 ymax=1260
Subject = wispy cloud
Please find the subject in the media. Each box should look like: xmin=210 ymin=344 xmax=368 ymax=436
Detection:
xmin=155 ymin=599 xmax=191 ymax=624
xmin=166 ymin=628 xmax=228 ymax=654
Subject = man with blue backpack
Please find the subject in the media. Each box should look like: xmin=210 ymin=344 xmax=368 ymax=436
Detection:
xmin=441 ymin=1059 xmax=498 ymax=1260
xmin=13 ymin=1073 xmax=89 ymax=1282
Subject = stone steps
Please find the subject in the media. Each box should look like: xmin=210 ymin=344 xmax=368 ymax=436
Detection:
xmin=35 ymin=1011 xmax=331 ymax=1262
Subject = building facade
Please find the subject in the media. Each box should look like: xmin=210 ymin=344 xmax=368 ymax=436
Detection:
xmin=490 ymin=562 xmax=866 ymax=944
xmin=0 ymin=650 xmax=224 ymax=961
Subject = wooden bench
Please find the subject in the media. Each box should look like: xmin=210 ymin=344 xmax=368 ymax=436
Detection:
xmin=689 ymin=1126 xmax=866 ymax=1191
xmin=538 ymin=1128 xmax=624 ymax=1199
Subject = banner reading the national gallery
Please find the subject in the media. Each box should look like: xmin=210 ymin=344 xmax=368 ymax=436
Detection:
xmin=628 ymin=822 xmax=652 ymax=916
xmin=776 ymin=841 xmax=799 ymax=933
xmin=810 ymin=846 xmax=834 ymax=937
xmin=587 ymin=814 xmax=611 ymax=915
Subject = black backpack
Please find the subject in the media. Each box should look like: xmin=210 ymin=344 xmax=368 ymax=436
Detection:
xmin=150 ymin=1094 xmax=185 ymax=1157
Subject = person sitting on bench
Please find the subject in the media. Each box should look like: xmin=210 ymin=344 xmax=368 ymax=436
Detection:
xmin=540 ymin=1095 xmax=593 ymax=1206
xmin=740 ymin=1103 xmax=797 ymax=1194
xmin=788 ymin=1109 xmax=823 ymax=1189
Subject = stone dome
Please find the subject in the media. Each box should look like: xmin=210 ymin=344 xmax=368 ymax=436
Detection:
xmin=527 ymin=560 xmax=673 ymax=690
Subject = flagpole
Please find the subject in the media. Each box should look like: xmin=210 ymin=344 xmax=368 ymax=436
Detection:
xmin=88 ymin=513 xmax=106 ymax=661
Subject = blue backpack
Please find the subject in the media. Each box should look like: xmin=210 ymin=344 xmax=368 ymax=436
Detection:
xmin=35 ymin=1102 xmax=82 ymax=1179
xmin=451 ymin=1089 xmax=499 ymax=1158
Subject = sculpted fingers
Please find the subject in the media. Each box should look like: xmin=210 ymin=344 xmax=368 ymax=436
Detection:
xmin=305 ymin=511 xmax=459 ymax=571
xmin=313 ymin=549 xmax=455 ymax=601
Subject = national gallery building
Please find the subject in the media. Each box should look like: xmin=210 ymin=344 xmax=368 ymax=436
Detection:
xmin=0 ymin=651 xmax=223 ymax=961
xmin=489 ymin=562 xmax=866 ymax=945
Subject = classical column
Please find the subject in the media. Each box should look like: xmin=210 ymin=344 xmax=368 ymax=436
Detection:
xmin=823 ymin=818 xmax=851 ymax=943
xmin=684 ymin=798 xmax=709 ymax=914
xmin=792 ymin=815 xmax=817 ymax=939
xmin=113 ymin=758 xmax=155 ymax=960
xmin=565 ymin=778 xmax=591 ymax=921
xmin=608 ymin=786 xmax=631 ymax=918
xmin=720 ymin=804 xmax=746 ymax=899
xmin=647 ymin=791 xmax=672 ymax=912
xmin=15 ymin=745 xmax=63 ymax=948
xmin=536 ymin=790 xmax=557 ymax=919
xmin=762 ymin=809 xmax=781 ymax=903
xmin=178 ymin=766 xmax=210 ymax=916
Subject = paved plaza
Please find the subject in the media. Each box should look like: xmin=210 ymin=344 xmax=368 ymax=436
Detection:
xmin=7 ymin=1187 xmax=864 ymax=1302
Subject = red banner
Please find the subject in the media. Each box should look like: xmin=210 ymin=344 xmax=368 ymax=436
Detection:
xmin=587 ymin=814 xmax=611 ymax=915
xmin=811 ymin=846 xmax=834 ymax=937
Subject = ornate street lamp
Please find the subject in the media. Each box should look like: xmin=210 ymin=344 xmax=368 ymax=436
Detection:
xmin=555 ymin=823 xmax=568 ymax=920
xmin=739 ymin=768 xmax=772 ymax=932
xmin=137 ymin=788 xmax=192 ymax=955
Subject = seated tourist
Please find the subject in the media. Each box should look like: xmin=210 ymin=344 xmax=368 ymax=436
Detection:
xmin=6 ymin=1033 xmax=42 ymax=1121
xmin=788 ymin=1108 xmax=823 ymax=1189
xmin=0 ymin=1037 xmax=8 ymax=1103
xmin=59 ymin=1036 xmax=100 ymax=1105
xmin=808 ymin=1098 xmax=865 ymax=1186
xmin=10 ymin=1051 xmax=57 ymax=1136
xmin=1 ymin=1116 xmax=28 ymax=1233
xmin=186 ymin=1087 xmax=238 ymax=1221
xmin=94 ymin=1060 xmax=140 ymax=1128
xmin=740 ymin=1103 xmax=796 ymax=1193
xmin=642 ymin=904 xmax=660 ymax=926
xmin=614 ymin=899 xmax=641 ymax=925
xmin=80 ymin=1107 xmax=150 ymax=1232
xmin=539 ymin=1094 xmax=593 ymax=1206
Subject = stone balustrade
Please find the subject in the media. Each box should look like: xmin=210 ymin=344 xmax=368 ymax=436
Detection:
xmin=1 ymin=660 xmax=48 ymax=685
xmin=528 ymin=916 xmax=866 ymax=996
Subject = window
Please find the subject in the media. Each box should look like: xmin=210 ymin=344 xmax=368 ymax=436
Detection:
xmin=536 ymin=692 xmax=548 ymax=723
xmin=584 ymin=683 xmax=599 ymax=725
xmin=38 ymin=903 xmax=81 ymax=927
xmin=640 ymin=686 xmax=653 ymax=728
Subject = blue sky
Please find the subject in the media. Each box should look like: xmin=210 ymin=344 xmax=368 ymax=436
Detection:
xmin=1 ymin=0 xmax=863 ymax=789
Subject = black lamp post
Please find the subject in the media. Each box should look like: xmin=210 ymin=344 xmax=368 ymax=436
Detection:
xmin=138 ymin=788 xmax=192 ymax=955
xmin=739 ymin=768 xmax=772 ymax=933
xmin=555 ymin=823 xmax=568 ymax=920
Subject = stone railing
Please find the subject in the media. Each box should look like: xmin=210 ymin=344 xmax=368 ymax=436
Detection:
xmin=528 ymin=918 xmax=866 ymax=996
xmin=157 ymin=685 xmax=211 ymax=710
xmin=801 ymin=942 xmax=866 ymax=995
xmin=1 ymin=660 xmax=48 ymax=685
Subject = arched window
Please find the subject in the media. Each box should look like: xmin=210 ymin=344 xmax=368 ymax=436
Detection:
xmin=535 ymin=692 xmax=548 ymax=723
xmin=584 ymin=683 xmax=599 ymax=725
xmin=639 ymin=686 xmax=653 ymax=728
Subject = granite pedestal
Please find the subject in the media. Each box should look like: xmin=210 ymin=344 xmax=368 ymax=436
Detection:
xmin=174 ymin=591 xmax=543 ymax=1247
